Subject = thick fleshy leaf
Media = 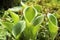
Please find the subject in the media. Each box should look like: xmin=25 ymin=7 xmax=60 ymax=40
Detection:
xmin=48 ymin=13 xmax=58 ymax=26
xmin=2 ymin=21 xmax=14 ymax=32
xmin=24 ymin=25 xmax=41 ymax=40
xmin=32 ymin=15 xmax=44 ymax=26
xmin=23 ymin=26 xmax=33 ymax=40
xmin=34 ymin=5 xmax=42 ymax=12
xmin=23 ymin=6 xmax=37 ymax=23
xmin=47 ymin=13 xmax=58 ymax=40
xmin=12 ymin=21 xmax=26 ymax=39
xmin=8 ymin=10 xmax=20 ymax=24
xmin=32 ymin=26 xmax=41 ymax=39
